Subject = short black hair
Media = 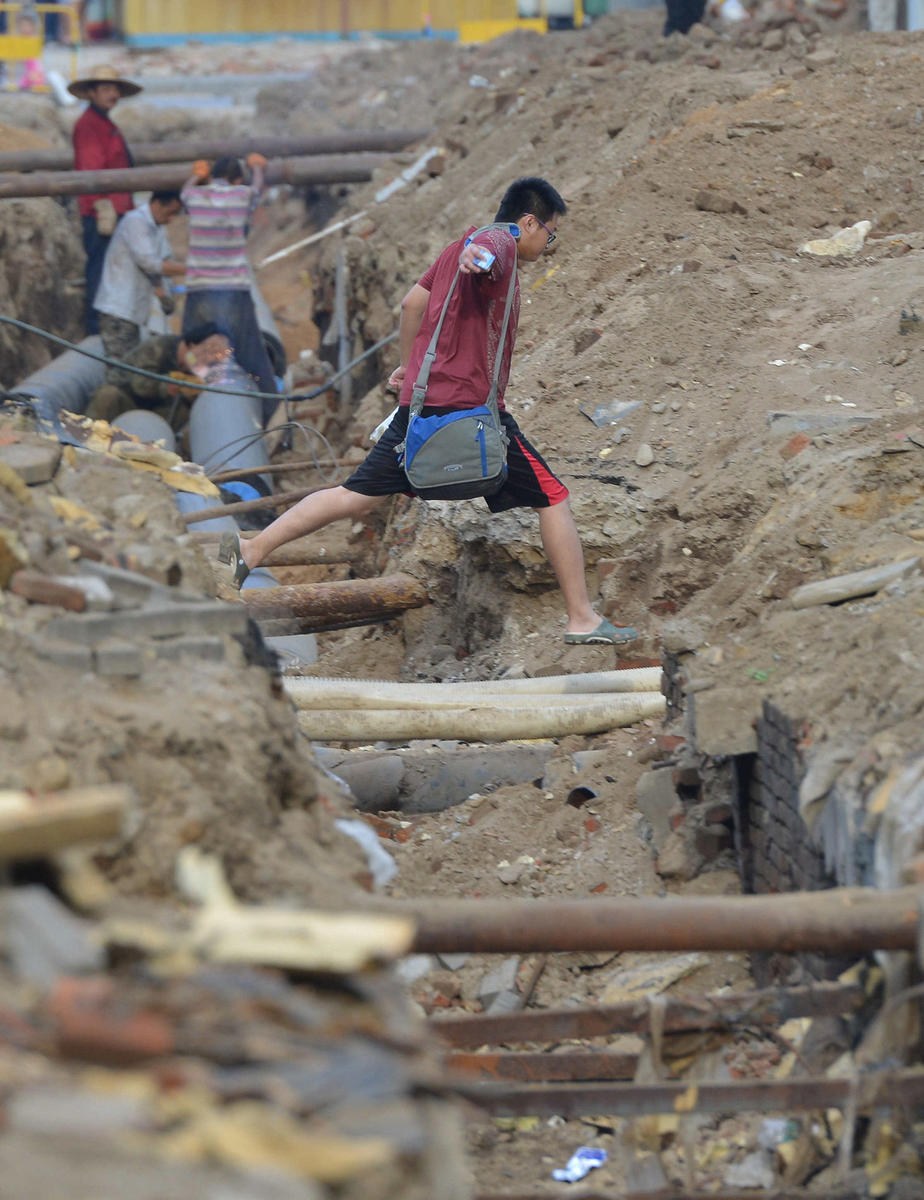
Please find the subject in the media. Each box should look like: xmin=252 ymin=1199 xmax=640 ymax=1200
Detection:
xmin=495 ymin=177 xmax=566 ymax=224
xmin=184 ymin=322 xmax=231 ymax=347
xmin=150 ymin=190 xmax=182 ymax=207
xmin=212 ymin=156 xmax=244 ymax=183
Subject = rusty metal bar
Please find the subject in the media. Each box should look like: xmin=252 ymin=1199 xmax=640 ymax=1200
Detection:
xmin=207 ymin=458 xmax=349 ymax=483
xmin=475 ymin=1192 xmax=863 ymax=1200
xmin=181 ymin=485 xmax=332 ymax=525
xmin=403 ymin=887 xmax=919 ymax=956
xmin=431 ymin=982 xmax=867 ymax=1049
xmin=241 ymin=574 xmax=429 ymax=630
xmin=447 ymin=1050 xmax=637 ymax=1082
xmin=449 ymin=1067 xmax=924 ymax=1119
xmin=0 ymin=154 xmax=388 ymax=200
xmin=0 ymin=129 xmax=429 ymax=174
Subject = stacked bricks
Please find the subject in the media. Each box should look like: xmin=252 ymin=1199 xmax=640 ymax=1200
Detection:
xmin=744 ymin=701 xmax=832 ymax=896
xmin=739 ymin=701 xmax=851 ymax=986
xmin=661 ymin=648 xmax=686 ymax=721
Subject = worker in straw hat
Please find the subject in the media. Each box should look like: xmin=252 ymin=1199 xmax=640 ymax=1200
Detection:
xmin=69 ymin=64 xmax=143 ymax=334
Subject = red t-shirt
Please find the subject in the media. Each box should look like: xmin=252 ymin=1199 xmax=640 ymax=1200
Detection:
xmin=72 ymin=105 xmax=133 ymax=219
xmin=399 ymin=225 xmax=520 ymax=412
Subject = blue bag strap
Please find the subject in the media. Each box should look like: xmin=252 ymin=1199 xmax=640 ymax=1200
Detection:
xmin=409 ymin=223 xmax=518 ymax=426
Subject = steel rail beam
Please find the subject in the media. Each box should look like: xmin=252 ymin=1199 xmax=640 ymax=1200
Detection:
xmin=430 ymin=982 xmax=867 ymax=1049
xmin=474 ymin=1191 xmax=863 ymax=1200
xmin=448 ymin=1067 xmax=924 ymax=1119
xmin=447 ymin=1050 xmax=638 ymax=1083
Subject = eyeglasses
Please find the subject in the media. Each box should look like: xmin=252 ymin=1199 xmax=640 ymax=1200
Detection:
xmin=523 ymin=213 xmax=557 ymax=247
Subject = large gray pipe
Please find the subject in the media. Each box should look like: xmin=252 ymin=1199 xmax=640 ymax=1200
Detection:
xmin=187 ymin=361 xmax=272 ymax=494
xmin=249 ymin=269 xmax=286 ymax=379
xmin=10 ymin=336 xmax=105 ymax=422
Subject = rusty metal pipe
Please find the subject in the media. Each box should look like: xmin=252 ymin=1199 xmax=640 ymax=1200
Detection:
xmin=404 ymin=887 xmax=919 ymax=955
xmin=241 ymin=574 xmax=429 ymax=629
xmin=0 ymin=129 xmax=429 ymax=174
xmin=0 ymin=154 xmax=388 ymax=200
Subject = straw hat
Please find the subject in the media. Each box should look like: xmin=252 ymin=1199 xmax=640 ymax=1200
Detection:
xmin=67 ymin=64 xmax=142 ymax=100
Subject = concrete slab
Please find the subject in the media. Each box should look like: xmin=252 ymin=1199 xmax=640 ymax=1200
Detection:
xmin=45 ymin=601 xmax=249 ymax=645
xmin=0 ymin=439 xmax=61 ymax=485
xmin=691 ymin=686 xmax=760 ymax=757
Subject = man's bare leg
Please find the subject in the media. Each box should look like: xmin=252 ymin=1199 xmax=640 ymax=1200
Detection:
xmin=240 ymin=485 xmax=387 ymax=571
xmin=537 ymin=499 xmax=637 ymax=643
xmin=536 ymin=500 xmax=603 ymax=635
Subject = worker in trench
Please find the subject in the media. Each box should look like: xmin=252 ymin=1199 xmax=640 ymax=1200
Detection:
xmin=88 ymin=188 xmax=186 ymax=417
xmin=87 ymin=323 xmax=239 ymax=443
xmin=219 ymin=176 xmax=638 ymax=647
xmin=180 ymin=153 xmax=280 ymax=425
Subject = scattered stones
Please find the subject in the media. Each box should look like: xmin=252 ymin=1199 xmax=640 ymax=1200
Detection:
xmin=635 ymin=443 xmax=655 ymax=467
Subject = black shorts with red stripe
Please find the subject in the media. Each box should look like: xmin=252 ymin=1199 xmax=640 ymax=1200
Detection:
xmin=344 ymin=406 xmax=569 ymax=512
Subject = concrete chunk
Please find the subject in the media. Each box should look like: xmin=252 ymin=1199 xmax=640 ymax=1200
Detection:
xmin=477 ymin=955 xmax=520 ymax=1008
xmin=80 ymin=559 xmax=196 ymax=608
xmin=0 ymin=439 xmax=61 ymax=485
xmin=45 ymin=601 xmax=249 ymax=645
xmin=154 ymin=635 xmax=225 ymax=662
xmin=30 ymin=636 xmax=94 ymax=671
xmin=94 ymin=640 xmax=145 ymax=677
xmin=635 ymin=769 xmax=679 ymax=850
xmin=691 ymin=687 xmax=760 ymax=756
xmin=5 ymin=885 xmax=104 ymax=989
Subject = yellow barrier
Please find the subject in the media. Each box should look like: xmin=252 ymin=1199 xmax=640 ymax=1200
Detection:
xmin=0 ymin=3 xmax=77 ymax=92
xmin=458 ymin=16 xmax=546 ymax=40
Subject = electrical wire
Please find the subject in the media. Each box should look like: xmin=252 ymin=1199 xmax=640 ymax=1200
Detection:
xmin=0 ymin=314 xmax=398 ymax=405
xmin=197 ymin=418 xmax=341 ymax=485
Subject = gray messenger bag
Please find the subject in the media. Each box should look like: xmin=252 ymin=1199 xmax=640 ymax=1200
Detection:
xmin=397 ymin=225 xmax=517 ymax=501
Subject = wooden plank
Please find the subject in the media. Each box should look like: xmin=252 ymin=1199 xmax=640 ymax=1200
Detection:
xmin=0 ymin=785 xmax=131 ymax=859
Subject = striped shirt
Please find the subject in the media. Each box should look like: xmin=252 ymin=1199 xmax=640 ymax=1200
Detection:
xmin=181 ymin=178 xmax=259 ymax=292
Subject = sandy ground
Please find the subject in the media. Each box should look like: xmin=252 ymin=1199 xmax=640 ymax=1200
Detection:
xmin=1 ymin=7 xmax=923 ymax=1194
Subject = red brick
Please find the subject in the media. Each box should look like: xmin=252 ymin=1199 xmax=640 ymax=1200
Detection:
xmin=9 ymin=570 xmax=87 ymax=612
xmin=780 ymin=433 xmax=811 ymax=460
xmin=47 ymin=977 xmax=173 ymax=1063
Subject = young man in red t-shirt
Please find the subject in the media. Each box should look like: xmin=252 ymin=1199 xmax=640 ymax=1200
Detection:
xmin=221 ymin=177 xmax=637 ymax=647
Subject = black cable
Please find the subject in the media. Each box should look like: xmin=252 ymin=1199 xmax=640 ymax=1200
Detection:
xmin=201 ymin=420 xmax=341 ymax=482
xmin=0 ymin=314 xmax=397 ymax=404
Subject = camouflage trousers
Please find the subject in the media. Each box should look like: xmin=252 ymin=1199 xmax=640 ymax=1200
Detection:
xmin=98 ymin=312 xmax=142 ymax=394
